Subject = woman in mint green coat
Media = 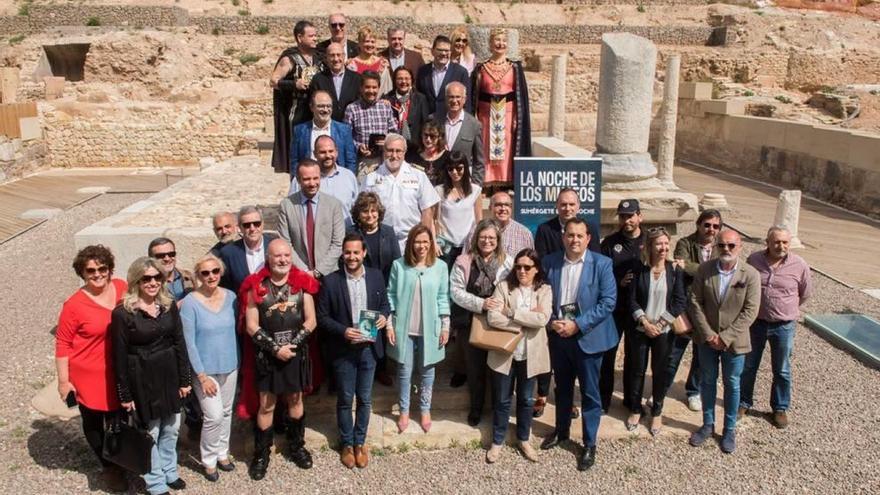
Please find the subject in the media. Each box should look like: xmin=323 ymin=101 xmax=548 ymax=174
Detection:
xmin=386 ymin=225 xmax=451 ymax=434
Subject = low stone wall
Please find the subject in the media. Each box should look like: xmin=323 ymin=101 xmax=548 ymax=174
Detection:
xmin=675 ymin=82 xmax=880 ymax=218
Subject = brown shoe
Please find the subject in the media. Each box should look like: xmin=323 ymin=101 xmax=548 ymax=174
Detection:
xmin=354 ymin=444 xmax=369 ymax=468
xmin=532 ymin=396 xmax=547 ymax=418
xmin=340 ymin=445 xmax=355 ymax=469
xmin=773 ymin=411 xmax=789 ymax=429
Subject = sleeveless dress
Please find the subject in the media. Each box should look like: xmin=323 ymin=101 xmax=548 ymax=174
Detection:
xmin=255 ymin=279 xmax=308 ymax=394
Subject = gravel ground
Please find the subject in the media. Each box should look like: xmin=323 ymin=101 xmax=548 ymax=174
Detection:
xmin=1 ymin=194 xmax=879 ymax=494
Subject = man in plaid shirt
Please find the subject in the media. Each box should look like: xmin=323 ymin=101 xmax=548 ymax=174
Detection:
xmin=344 ymin=71 xmax=397 ymax=177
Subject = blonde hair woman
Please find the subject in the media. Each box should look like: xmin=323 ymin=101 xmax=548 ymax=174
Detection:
xmin=450 ymin=26 xmax=475 ymax=75
xmin=180 ymin=254 xmax=239 ymax=482
xmin=111 ymin=256 xmax=192 ymax=495
xmin=348 ymin=25 xmax=393 ymax=94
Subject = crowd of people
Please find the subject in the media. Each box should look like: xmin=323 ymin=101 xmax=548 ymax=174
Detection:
xmin=54 ymin=13 xmax=813 ymax=494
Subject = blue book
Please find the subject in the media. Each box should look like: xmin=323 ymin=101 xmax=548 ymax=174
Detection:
xmin=359 ymin=309 xmax=380 ymax=342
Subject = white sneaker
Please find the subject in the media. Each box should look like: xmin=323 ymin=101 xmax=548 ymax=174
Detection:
xmin=687 ymin=395 xmax=702 ymax=412
xmin=486 ymin=444 xmax=502 ymax=463
xmin=518 ymin=440 xmax=538 ymax=462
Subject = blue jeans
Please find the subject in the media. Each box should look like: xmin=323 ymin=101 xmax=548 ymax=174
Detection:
xmin=548 ymin=333 xmax=603 ymax=448
xmin=397 ymin=336 xmax=436 ymax=414
xmin=144 ymin=413 xmax=181 ymax=495
xmin=740 ymin=319 xmax=795 ymax=412
xmin=697 ymin=344 xmax=745 ymax=431
xmin=490 ymin=360 xmax=536 ymax=445
xmin=333 ymin=346 xmax=377 ymax=446
xmin=664 ymin=333 xmax=701 ymax=398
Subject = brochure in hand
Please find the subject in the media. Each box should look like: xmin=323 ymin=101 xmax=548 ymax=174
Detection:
xmin=560 ymin=302 xmax=580 ymax=321
xmin=359 ymin=309 xmax=380 ymax=342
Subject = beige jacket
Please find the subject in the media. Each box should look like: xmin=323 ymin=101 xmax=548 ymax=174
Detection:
xmin=689 ymin=259 xmax=762 ymax=355
xmin=486 ymin=281 xmax=552 ymax=378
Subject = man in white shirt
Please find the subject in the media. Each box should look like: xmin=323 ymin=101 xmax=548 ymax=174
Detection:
xmin=219 ymin=205 xmax=278 ymax=294
xmin=289 ymin=135 xmax=359 ymax=224
xmin=433 ymin=82 xmax=485 ymax=184
xmin=380 ymin=27 xmax=424 ymax=76
xmin=416 ymin=35 xmax=471 ymax=117
xmin=359 ymin=133 xmax=440 ymax=251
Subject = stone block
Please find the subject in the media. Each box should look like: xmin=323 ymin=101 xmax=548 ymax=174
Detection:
xmin=44 ymin=76 xmax=65 ymax=100
xmin=724 ymin=116 xmax=786 ymax=149
xmin=19 ymin=117 xmax=41 ymax=141
xmin=780 ymin=121 xmax=817 ymax=155
xmin=0 ymin=67 xmax=20 ymax=103
xmin=804 ymin=126 xmax=851 ymax=163
xmin=530 ymin=137 xmax=592 ymax=158
xmin=0 ymin=142 xmax=14 ymax=161
xmin=847 ymin=132 xmax=880 ymax=171
xmin=679 ymin=82 xmax=712 ymax=101
xmin=699 ymin=99 xmax=745 ymax=116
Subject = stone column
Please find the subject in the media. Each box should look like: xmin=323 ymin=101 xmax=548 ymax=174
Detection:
xmin=594 ymin=33 xmax=659 ymax=189
xmin=468 ymin=27 xmax=520 ymax=61
xmin=773 ymin=190 xmax=804 ymax=248
xmin=657 ymin=54 xmax=681 ymax=188
xmin=548 ymin=54 xmax=567 ymax=140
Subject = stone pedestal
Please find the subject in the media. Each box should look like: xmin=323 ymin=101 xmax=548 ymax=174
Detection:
xmin=0 ymin=67 xmax=20 ymax=103
xmin=773 ymin=189 xmax=804 ymax=248
xmin=468 ymin=27 xmax=520 ymax=61
xmin=595 ymin=33 xmax=658 ymax=186
xmin=44 ymin=76 xmax=65 ymax=100
xmin=657 ymin=54 xmax=681 ymax=188
xmin=699 ymin=193 xmax=730 ymax=212
xmin=548 ymin=54 xmax=567 ymax=140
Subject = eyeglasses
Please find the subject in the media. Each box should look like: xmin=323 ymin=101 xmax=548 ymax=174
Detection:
xmin=493 ymin=202 xmax=512 ymax=208
xmin=703 ymin=222 xmax=721 ymax=230
xmin=330 ymin=23 xmax=345 ymax=28
xmin=84 ymin=266 xmax=109 ymax=275
xmin=140 ymin=274 xmax=163 ymax=284
xmin=199 ymin=267 xmax=222 ymax=277
xmin=716 ymin=242 xmax=738 ymax=250
xmin=514 ymin=264 xmax=536 ymax=272
xmin=153 ymin=251 xmax=176 ymax=259
xmin=478 ymin=235 xmax=497 ymax=242
xmin=241 ymin=221 xmax=262 ymax=229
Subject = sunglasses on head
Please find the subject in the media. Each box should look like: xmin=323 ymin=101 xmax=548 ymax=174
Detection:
xmin=84 ymin=266 xmax=110 ymax=275
xmin=716 ymin=242 xmax=738 ymax=250
xmin=153 ymin=251 xmax=176 ymax=259
xmin=241 ymin=220 xmax=262 ymax=229
xmin=140 ymin=274 xmax=163 ymax=284
xmin=703 ymin=222 xmax=721 ymax=230
xmin=199 ymin=267 xmax=222 ymax=277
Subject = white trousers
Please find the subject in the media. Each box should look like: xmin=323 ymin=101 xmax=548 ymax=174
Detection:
xmin=193 ymin=369 xmax=238 ymax=468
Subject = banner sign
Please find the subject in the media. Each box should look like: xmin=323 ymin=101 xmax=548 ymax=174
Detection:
xmin=513 ymin=157 xmax=603 ymax=239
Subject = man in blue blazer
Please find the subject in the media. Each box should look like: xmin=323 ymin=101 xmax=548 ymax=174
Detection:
xmin=219 ymin=205 xmax=278 ymax=295
xmin=317 ymin=232 xmax=391 ymax=469
xmin=539 ymin=218 xmax=618 ymax=471
xmin=416 ymin=35 xmax=471 ymax=117
xmin=290 ymin=90 xmax=358 ymax=175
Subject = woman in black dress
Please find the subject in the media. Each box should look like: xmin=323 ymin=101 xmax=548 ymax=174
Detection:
xmin=111 ymin=256 xmax=191 ymax=495
xmin=405 ymin=120 xmax=449 ymax=186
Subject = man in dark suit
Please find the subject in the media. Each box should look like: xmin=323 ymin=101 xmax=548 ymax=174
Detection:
xmin=380 ymin=27 xmax=425 ymax=78
xmin=416 ymin=35 xmax=471 ymax=117
xmin=309 ymin=42 xmax=362 ymax=123
xmin=290 ymin=90 xmax=358 ymax=175
xmin=317 ymin=232 xmax=391 ymax=469
xmin=316 ymin=13 xmax=358 ymax=62
xmin=219 ymin=205 xmax=278 ymax=295
xmin=432 ymin=81 xmax=484 ymax=184
xmin=382 ymin=66 xmax=430 ymax=152
xmin=540 ymin=218 xmax=618 ymax=471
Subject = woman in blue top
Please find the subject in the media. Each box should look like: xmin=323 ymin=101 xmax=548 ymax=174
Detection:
xmin=386 ymin=225 xmax=450 ymax=434
xmin=180 ymin=254 xmax=239 ymax=482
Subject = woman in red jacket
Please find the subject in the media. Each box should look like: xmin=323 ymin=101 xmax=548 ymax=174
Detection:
xmin=55 ymin=245 xmax=127 ymax=491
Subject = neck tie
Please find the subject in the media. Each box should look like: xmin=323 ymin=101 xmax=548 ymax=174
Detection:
xmin=306 ymin=199 xmax=316 ymax=270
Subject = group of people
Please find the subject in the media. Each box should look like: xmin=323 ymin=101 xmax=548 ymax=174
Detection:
xmin=53 ymin=12 xmax=813 ymax=495
xmin=271 ymin=14 xmax=531 ymax=193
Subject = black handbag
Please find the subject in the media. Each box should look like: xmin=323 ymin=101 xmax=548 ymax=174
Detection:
xmin=103 ymin=411 xmax=154 ymax=475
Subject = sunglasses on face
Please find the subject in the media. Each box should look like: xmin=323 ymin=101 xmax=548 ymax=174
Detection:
xmin=514 ymin=264 xmax=536 ymax=272
xmin=199 ymin=267 xmax=222 ymax=277
xmin=455 ymin=38 xmax=468 ymax=44
xmin=153 ymin=251 xmax=176 ymax=259
xmin=241 ymin=221 xmax=262 ymax=229
xmin=330 ymin=23 xmax=345 ymax=28
xmin=140 ymin=274 xmax=163 ymax=284
xmin=84 ymin=266 xmax=110 ymax=275
xmin=703 ymin=222 xmax=721 ymax=230
xmin=448 ymin=165 xmax=465 ymax=173
xmin=717 ymin=242 xmax=738 ymax=250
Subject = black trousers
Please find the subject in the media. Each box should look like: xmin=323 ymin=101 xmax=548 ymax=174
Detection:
xmin=623 ymin=327 xmax=672 ymax=416
xmin=458 ymin=320 xmax=489 ymax=415
xmin=599 ymin=312 xmax=629 ymax=411
xmin=78 ymin=404 xmax=116 ymax=467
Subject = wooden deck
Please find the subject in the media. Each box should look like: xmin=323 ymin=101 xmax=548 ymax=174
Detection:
xmin=0 ymin=168 xmax=198 ymax=242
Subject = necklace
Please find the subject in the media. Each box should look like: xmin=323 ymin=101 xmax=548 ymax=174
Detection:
xmin=482 ymin=60 xmax=511 ymax=92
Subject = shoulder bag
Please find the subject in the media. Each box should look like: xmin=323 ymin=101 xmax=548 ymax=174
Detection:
xmin=468 ymin=313 xmax=523 ymax=353
xmin=102 ymin=411 xmax=154 ymax=475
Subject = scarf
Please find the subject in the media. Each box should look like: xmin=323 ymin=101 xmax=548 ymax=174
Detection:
xmin=472 ymin=255 xmax=501 ymax=298
xmin=390 ymin=92 xmax=412 ymax=141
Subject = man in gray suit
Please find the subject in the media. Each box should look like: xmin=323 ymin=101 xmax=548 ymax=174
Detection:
xmin=278 ymin=158 xmax=346 ymax=280
xmin=433 ymin=81 xmax=485 ymax=184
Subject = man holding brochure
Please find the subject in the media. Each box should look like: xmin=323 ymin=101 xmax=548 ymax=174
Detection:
xmin=539 ymin=218 xmax=618 ymax=471
xmin=317 ymin=232 xmax=391 ymax=469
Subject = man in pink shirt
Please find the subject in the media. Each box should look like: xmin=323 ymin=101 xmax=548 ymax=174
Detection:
xmin=740 ymin=226 xmax=812 ymax=429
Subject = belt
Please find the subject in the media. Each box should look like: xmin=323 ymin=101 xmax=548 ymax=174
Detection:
xmin=478 ymin=92 xmax=515 ymax=103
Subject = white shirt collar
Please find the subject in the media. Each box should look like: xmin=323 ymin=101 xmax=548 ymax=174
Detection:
xmin=245 ymin=239 xmax=263 ymax=255
xmin=564 ymin=251 xmax=588 ymax=266
xmin=312 ymin=120 xmax=331 ymax=131
xmin=446 ymin=112 xmax=463 ymax=125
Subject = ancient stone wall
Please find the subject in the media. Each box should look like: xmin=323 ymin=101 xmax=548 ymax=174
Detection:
xmin=674 ymin=83 xmax=880 ymax=218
